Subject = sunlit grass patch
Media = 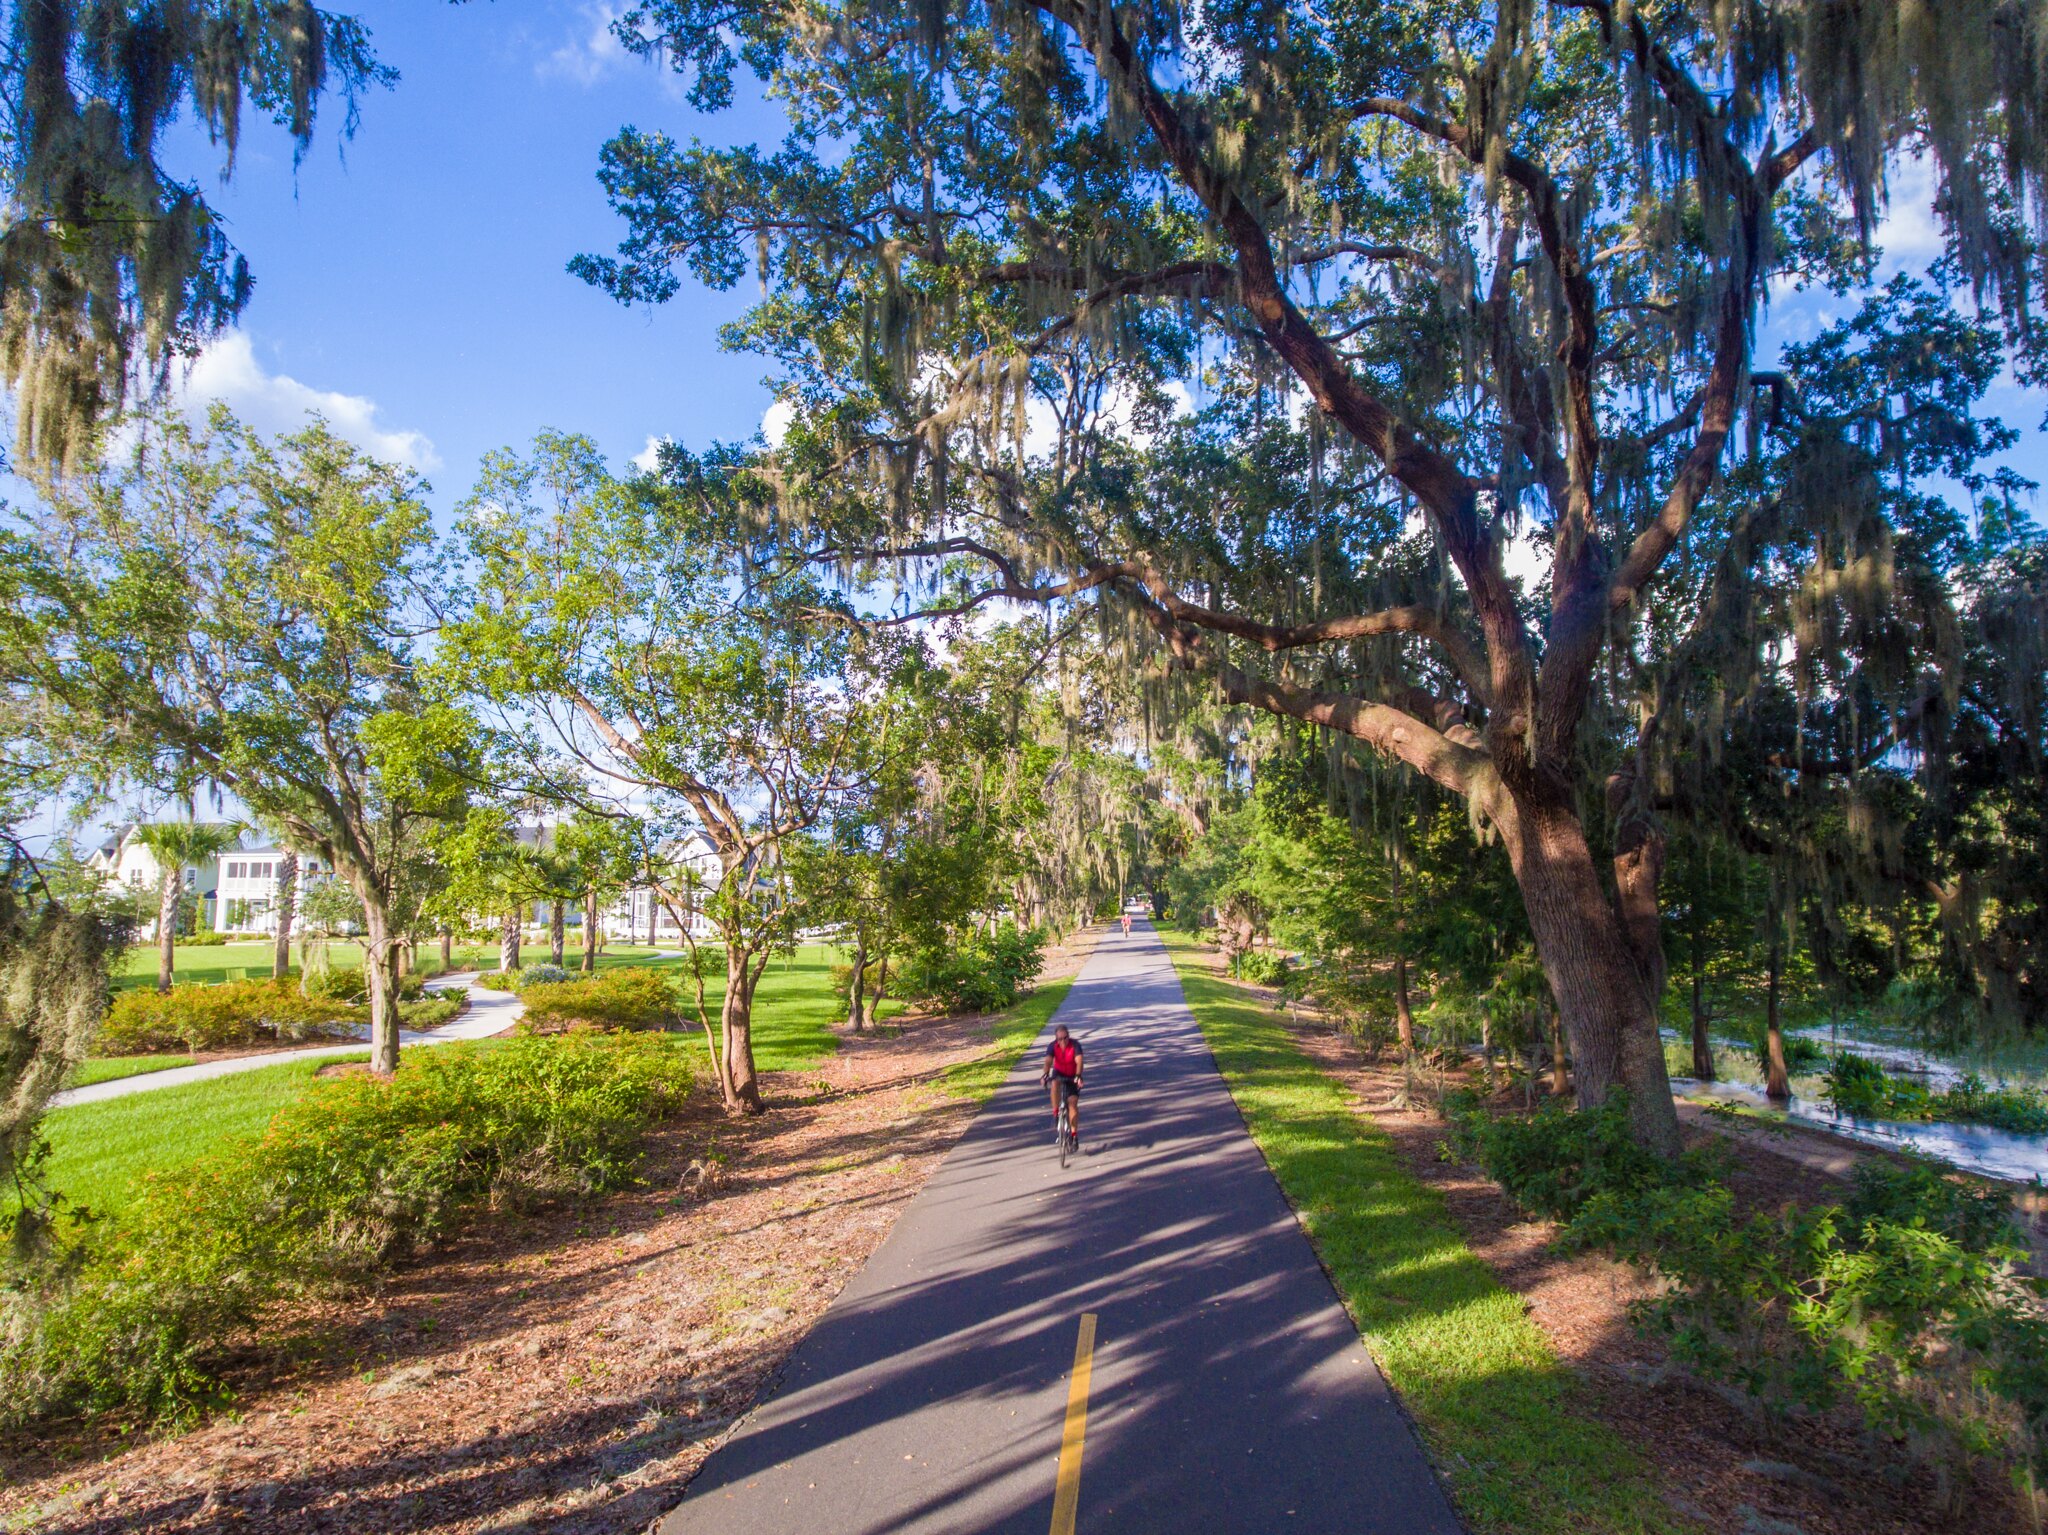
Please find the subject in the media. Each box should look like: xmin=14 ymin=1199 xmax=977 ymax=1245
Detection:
xmin=1161 ymin=931 xmax=1684 ymax=1535
xmin=943 ymin=977 xmax=1078 ymax=1102
xmin=67 ymin=1054 xmax=196 ymax=1088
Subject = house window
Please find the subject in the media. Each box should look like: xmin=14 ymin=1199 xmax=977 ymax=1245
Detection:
xmin=227 ymin=861 xmax=243 ymax=880
xmin=254 ymin=861 xmax=271 ymax=879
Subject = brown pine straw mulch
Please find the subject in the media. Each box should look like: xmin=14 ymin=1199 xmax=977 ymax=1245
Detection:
xmin=0 ymin=932 xmax=1099 ymax=1535
xmin=1213 ymin=947 xmax=2037 ymax=1535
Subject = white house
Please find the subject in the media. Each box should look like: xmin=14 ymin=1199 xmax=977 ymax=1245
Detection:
xmin=210 ymin=846 xmax=327 ymax=937
xmin=86 ymin=823 xmax=225 ymax=939
xmin=603 ymin=831 xmax=725 ymax=944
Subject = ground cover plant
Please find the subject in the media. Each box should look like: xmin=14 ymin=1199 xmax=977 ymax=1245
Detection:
xmin=0 ymin=1033 xmax=693 ymax=1427
xmin=1445 ymin=1087 xmax=2048 ymax=1503
xmin=1160 ymin=932 xmax=1677 ymax=1534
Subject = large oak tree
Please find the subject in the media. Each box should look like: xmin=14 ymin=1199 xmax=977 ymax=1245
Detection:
xmin=576 ymin=0 xmax=2048 ymax=1151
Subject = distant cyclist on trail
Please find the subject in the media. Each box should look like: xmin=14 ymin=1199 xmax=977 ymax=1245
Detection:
xmin=1120 ymin=911 xmax=1132 ymax=937
xmin=1043 ymin=1024 xmax=1083 ymax=1147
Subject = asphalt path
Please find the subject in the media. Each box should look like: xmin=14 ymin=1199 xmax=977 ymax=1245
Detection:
xmin=658 ymin=919 xmax=1463 ymax=1535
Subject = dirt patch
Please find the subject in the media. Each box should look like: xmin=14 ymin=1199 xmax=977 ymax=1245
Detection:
xmin=1197 ymin=947 xmax=2027 ymax=1535
xmin=0 ymin=932 xmax=1099 ymax=1535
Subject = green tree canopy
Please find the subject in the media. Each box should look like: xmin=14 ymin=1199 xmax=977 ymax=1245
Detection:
xmin=3 ymin=407 xmax=477 ymax=1070
xmin=575 ymin=0 xmax=2048 ymax=1151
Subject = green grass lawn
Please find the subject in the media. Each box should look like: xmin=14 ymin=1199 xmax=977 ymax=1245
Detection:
xmin=40 ymin=1053 xmax=369 ymax=1220
xmin=67 ymin=1054 xmax=196 ymax=1089
xmin=1160 ymin=931 xmax=1683 ymax=1535
xmin=113 ymin=941 xmax=357 ymax=991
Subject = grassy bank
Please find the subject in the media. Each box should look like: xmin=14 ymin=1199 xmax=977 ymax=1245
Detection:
xmin=943 ymin=976 xmax=1079 ymax=1101
xmin=41 ymin=1054 xmax=369 ymax=1218
xmin=1160 ymin=931 xmax=1680 ymax=1535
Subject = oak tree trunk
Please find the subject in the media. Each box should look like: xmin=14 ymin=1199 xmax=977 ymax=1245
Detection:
xmin=1390 ymin=852 xmax=1416 ymax=1058
xmin=363 ymin=899 xmax=401 ymax=1074
xmin=1501 ymin=794 xmax=1683 ymax=1156
xmin=720 ymin=945 xmax=764 ymax=1113
xmin=549 ymin=900 xmax=566 ymax=967
xmin=1690 ymin=919 xmax=1714 ymax=1080
xmin=1547 ymin=1009 xmax=1570 ymax=1095
xmin=155 ymin=867 xmax=180 ymax=993
xmin=440 ymin=928 xmax=453 ymax=970
xmin=846 ymin=940 xmax=867 ymax=1031
xmin=582 ymin=888 xmax=599 ymax=972
xmin=500 ymin=910 xmax=521 ymax=974
xmin=272 ymin=851 xmax=298 ymax=980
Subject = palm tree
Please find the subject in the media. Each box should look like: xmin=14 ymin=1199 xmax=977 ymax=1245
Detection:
xmin=271 ymin=848 xmax=299 ymax=980
xmin=133 ymin=819 xmax=245 ymax=992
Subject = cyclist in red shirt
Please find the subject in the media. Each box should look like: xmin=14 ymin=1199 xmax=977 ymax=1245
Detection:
xmin=1120 ymin=911 xmax=1132 ymax=937
xmin=1042 ymin=1024 xmax=1083 ymax=1145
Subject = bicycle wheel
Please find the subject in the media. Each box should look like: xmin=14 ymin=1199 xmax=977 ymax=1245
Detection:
xmin=1059 ymin=1127 xmax=1072 ymax=1169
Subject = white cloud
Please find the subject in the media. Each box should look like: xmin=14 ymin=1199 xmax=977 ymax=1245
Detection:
xmin=762 ymin=398 xmax=797 ymax=446
xmin=181 ymin=333 xmax=440 ymax=472
xmin=1874 ymin=152 xmax=1943 ymax=274
xmin=536 ymin=3 xmax=633 ymax=85
xmin=631 ymin=434 xmax=670 ymax=472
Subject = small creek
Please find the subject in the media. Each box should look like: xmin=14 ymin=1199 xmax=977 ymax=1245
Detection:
xmin=1672 ymin=1076 xmax=2048 ymax=1185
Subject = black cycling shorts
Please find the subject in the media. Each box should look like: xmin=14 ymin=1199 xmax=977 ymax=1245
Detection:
xmin=1051 ymin=1073 xmax=1081 ymax=1101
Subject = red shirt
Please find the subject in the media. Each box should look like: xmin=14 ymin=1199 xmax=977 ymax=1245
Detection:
xmin=1047 ymin=1038 xmax=1081 ymax=1078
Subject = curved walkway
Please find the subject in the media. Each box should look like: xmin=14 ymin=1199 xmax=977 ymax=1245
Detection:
xmin=51 ymin=973 xmax=523 ymax=1109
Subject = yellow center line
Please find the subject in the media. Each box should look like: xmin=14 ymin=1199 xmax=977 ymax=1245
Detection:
xmin=1050 ymin=1312 xmax=1099 ymax=1535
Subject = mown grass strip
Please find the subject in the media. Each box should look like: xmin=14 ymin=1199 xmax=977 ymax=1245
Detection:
xmin=944 ymin=976 xmax=1078 ymax=1102
xmin=1160 ymin=931 xmax=1684 ymax=1535
xmin=68 ymin=1054 xmax=196 ymax=1088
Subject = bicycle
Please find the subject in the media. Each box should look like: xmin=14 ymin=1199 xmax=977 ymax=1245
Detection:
xmin=1057 ymin=1113 xmax=1078 ymax=1169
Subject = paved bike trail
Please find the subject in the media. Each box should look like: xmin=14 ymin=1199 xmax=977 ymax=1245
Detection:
xmin=658 ymin=921 xmax=1462 ymax=1535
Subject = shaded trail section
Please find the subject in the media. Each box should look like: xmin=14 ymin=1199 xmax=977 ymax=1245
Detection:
xmin=659 ymin=921 xmax=1462 ymax=1535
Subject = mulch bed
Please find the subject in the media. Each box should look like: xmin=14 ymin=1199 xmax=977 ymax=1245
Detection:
xmin=1230 ymin=956 xmax=2032 ymax=1535
xmin=1 ymin=934 xmax=1098 ymax=1535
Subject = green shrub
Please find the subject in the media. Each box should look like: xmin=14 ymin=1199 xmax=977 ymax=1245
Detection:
xmin=1823 ymin=1055 xmax=2048 ymax=1133
xmin=1442 ymin=1090 xmax=1676 ymax=1222
xmin=397 ymin=989 xmax=466 ymax=1030
xmin=96 ymin=979 xmax=359 ymax=1054
xmin=509 ymin=962 xmax=572 ymax=991
xmin=900 ymin=923 xmax=1045 ymax=1013
xmin=174 ymin=934 xmax=231 ymax=948
xmin=0 ymin=1033 xmax=692 ymax=1425
xmin=1572 ymin=1172 xmax=2046 ymax=1484
xmin=517 ymin=967 xmax=679 ymax=1034
xmin=1235 ymin=949 xmax=1291 ymax=987
xmin=1935 ymin=1073 xmax=2048 ymax=1135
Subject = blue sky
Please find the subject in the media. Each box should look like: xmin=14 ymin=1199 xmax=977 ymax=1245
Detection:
xmin=161 ymin=0 xmax=788 ymax=500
